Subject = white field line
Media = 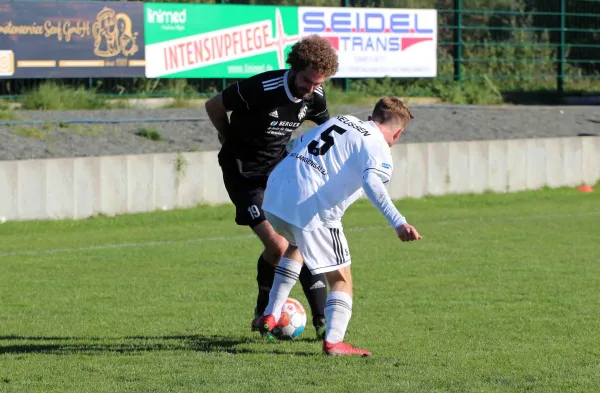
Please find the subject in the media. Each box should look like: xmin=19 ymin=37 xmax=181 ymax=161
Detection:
xmin=1 ymin=210 xmax=598 ymax=258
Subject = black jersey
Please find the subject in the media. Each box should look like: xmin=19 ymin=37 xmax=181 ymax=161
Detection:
xmin=219 ymin=69 xmax=329 ymax=181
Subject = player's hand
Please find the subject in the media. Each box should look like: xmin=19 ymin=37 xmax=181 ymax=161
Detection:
xmin=395 ymin=223 xmax=422 ymax=242
xmin=286 ymin=137 xmax=300 ymax=153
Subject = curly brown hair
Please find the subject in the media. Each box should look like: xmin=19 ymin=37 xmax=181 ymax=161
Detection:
xmin=286 ymin=35 xmax=339 ymax=77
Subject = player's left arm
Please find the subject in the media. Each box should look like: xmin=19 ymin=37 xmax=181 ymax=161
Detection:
xmin=362 ymin=172 xmax=421 ymax=242
xmin=304 ymin=86 xmax=330 ymax=125
xmin=360 ymin=140 xmax=422 ymax=242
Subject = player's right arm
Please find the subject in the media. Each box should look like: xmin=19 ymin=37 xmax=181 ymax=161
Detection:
xmin=205 ymin=78 xmax=262 ymax=144
xmin=204 ymin=93 xmax=230 ymax=144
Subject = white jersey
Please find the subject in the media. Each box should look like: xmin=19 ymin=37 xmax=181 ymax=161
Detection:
xmin=263 ymin=115 xmax=393 ymax=232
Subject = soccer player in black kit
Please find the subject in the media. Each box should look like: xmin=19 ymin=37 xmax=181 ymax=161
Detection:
xmin=205 ymin=35 xmax=339 ymax=339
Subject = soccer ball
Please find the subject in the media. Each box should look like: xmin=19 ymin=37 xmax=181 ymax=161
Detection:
xmin=272 ymin=298 xmax=307 ymax=340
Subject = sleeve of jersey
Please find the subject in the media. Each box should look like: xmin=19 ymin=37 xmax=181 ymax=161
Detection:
xmin=221 ymin=78 xmax=261 ymax=112
xmin=362 ymin=170 xmax=407 ymax=229
xmin=361 ymin=140 xmax=393 ymax=184
xmin=305 ymin=88 xmax=330 ymax=125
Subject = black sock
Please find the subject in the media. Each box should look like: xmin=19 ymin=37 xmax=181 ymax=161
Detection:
xmin=298 ymin=264 xmax=327 ymax=327
xmin=255 ymin=255 xmax=275 ymax=316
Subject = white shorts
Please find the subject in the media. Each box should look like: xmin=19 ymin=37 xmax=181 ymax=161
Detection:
xmin=265 ymin=211 xmax=351 ymax=274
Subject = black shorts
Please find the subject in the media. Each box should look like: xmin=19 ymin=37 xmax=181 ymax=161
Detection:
xmin=221 ymin=169 xmax=267 ymax=228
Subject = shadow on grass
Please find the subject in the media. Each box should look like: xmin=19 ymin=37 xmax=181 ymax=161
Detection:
xmin=0 ymin=334 xmax=317 ymax=356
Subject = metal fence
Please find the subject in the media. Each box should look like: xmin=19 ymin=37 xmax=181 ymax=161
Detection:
xmin=1 ymin=0 xmax=599 ymax=99
xmin=442 ymin=0 xmax=600 ymax=96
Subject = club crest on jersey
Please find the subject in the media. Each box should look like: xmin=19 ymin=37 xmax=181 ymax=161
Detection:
xmin=298 ymin=106 xmax=308 ymax=121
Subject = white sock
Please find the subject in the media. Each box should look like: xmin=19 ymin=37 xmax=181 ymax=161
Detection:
xmin=324 ymin=291 xmax=353 ymax=344
xmin=263 ymin=258 xmax=302 ymax=320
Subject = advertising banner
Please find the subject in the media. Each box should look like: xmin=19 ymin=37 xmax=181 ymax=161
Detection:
xmin=298 ymin=7 xmax=438 ymax=78
xmin=0 ymin=2 xmax=145 ymax=78
xmin=144 ymin=3 xmax=300 ymax=78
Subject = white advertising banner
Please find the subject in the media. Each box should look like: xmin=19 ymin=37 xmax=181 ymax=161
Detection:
xmin=298 ymin=7 xmax=438 ymax=78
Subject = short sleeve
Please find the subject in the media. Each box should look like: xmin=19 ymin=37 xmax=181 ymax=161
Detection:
xmin=305 ymin=86 xmax=330 ymax=125
xmin=360 ymin=138 xmax=393 ymax=184
xmin=221 ymin=77 xmax=262 ymax=112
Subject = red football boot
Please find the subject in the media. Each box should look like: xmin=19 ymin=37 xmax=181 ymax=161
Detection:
xmin=323 ymin=340 xmax=371 ymax=357
xmin=257 ymin=314 xmax=278 ymax=340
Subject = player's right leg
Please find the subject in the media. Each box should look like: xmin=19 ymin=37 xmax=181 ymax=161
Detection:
xmin=250 ymin=220 xmax=288 ymax=331
xmin=258 ymin=244 xmax=304 ymax=340
xmin=220 ymin=170 xmax=287 ymax=331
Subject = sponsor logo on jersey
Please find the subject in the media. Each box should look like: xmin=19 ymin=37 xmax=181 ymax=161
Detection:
xmin=382 ymin=162 xmax=391 ymax=169
xmin=270 ymin=121 xmax=301 ymax=127
xmin=269 ymin=110 xmax=279 ymax=118
xmin=267 ymin=120 xmax=301 ymax=135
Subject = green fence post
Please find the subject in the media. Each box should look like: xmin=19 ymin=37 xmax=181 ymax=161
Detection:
xmin=453 ymin=0 xmax=462 ymax=84
xmin=342 ymin=0 xmax=349 ymax=93
xmin=557 ymin=0 xmax=566 ymax=95
xmin=219 ymin=0 xmax=226 ymax=92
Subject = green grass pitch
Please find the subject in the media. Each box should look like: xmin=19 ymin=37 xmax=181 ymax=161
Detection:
xmin=1 ymin=186 xmax=599 ymax=392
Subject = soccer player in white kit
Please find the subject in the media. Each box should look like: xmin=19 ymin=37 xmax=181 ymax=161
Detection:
xmin=258 ymin=97 xmax=422 ymax=356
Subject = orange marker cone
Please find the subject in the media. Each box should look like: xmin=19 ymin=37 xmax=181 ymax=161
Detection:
xmin=578 ymin=185 xmax=594 ymax=193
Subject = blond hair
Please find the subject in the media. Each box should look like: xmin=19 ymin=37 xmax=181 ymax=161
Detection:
xmin=371 ymin=97 xmax=414 ymax=127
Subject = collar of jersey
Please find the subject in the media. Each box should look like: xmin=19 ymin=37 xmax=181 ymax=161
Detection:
xmin=283 ymin=70 xmax=302 ymax=104
xmin=364 ymin=120 xmax=380 ymax=134
xmin=365 ymin=120 xmax=390 ymax=148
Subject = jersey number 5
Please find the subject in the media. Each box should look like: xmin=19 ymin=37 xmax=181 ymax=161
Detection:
xmin=308 ymin=125 xmax=347 ymax=156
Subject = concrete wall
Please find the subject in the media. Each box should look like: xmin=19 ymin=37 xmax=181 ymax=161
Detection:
xmin=0 ymin=136 xmax=598 ymax=222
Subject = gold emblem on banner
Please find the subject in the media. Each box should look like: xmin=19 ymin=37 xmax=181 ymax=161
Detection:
xmin=0 ymin=50 xmax=15 ymax=75
xmin=92 ymin=7 xmax=139 ymax=58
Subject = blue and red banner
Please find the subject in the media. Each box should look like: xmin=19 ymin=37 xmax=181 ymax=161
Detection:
xmin=298 ymin=7 xmax=437 ymax=77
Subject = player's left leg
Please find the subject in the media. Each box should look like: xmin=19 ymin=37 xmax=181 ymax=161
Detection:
xmin=294 ymin=225 xmax=370 ymax=356
xmin=299 ymin=263 xmax=327 ymax=339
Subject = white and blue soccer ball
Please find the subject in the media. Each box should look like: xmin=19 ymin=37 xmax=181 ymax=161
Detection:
xmin=272 ymin=298 xmax=307 ymax=340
